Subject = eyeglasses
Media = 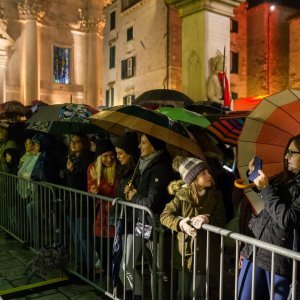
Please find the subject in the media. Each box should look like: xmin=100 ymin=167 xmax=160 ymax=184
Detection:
xmin=286 ymin=149 xmax=300 ymax=159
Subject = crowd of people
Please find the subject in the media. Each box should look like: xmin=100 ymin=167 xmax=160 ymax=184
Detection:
xmin=1 ymin=121 xmax=300 ymax=300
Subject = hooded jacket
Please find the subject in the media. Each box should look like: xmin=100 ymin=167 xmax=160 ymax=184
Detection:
xmin=160 ymin=179 xmax=225 ymax=273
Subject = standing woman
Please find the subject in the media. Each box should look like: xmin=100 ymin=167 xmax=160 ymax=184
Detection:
xmin=112 ymin=132 xmax=140 ymax=297
xmin=160 ymin=156 xmax=225 ymax=299
xmin=87 ymin=138 xmax=119 ymax=274
xmin=238 ymin=135 xmax=300 ymax=300
xmin=65 ymin=134 xmax=94 ymax=276
xmin=124 ymin=134 xmax=175 ymax=299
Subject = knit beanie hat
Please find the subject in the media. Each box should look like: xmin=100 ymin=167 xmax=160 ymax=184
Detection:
xmin=145 ymin=134 xmax=166 ymax=151
xmin=112 ymin=132 xmax=139 ymax=158
xmin=95 ymin=138 xmax=115 ymax=156
xmin=173 ymin=156 xmax=209 ymax=185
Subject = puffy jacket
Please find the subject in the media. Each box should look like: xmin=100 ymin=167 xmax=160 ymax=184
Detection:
xmin=160 ymin=180 xmax=225 ymax=273
xmin=131 ymin=150 xmax=175 ymax=226
xmin=242 ymin=174 xmax=300 ymax=279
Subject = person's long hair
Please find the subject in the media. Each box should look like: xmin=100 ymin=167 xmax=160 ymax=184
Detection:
xmin=94 ymin=153 xmax=117 ymax=186
xmin=68 ymin=134 xmax=90 ymax=158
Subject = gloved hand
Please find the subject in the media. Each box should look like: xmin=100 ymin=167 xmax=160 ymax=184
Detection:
xmin=179 ymin=217 xmax=197 ymax=238
xmin=191 ymin=214 xmax=209 ymax=229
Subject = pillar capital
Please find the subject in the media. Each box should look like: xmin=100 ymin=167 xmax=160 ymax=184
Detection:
xmin=0 ymin=6 xmax=14 ymax=45
xmin=18 ymin=0 xmax=47 ymax=22
xmin=166 ymin=0 xmax=245 ymax=17
xmin=70 ymin=8 xmax=105 ymax=35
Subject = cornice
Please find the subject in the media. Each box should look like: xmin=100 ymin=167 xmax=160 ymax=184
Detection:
xmin=121 ymin=0 xmax=151 ymax=17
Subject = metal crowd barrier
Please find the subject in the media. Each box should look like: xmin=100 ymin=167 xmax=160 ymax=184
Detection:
xmin=1 ymin=172 xmax=300 ymax=300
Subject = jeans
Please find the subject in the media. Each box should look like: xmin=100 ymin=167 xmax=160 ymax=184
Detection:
xmin=238 ymin=259 xmax=290 ymax=300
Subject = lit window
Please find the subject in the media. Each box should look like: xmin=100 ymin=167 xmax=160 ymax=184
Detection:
xmin=106 ymin=87 xmax=114 ymax=107
xmin=53 ymin=46 xmax=71 ymax=84
xmin=123 ymin=94 xmax=135 ymax=105
xmin=121 ymin=57 xmax=136 ymax=79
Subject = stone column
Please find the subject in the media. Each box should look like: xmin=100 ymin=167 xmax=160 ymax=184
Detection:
xmin=71 ymin=8 xmax=104 ymax=107
xmin=18 ymin=0 xmax=46 ymax=105
xmin=165 ymin=0 xmax=245 ymax=101
xmin=0 ymin=7 xmax=14 ymax=103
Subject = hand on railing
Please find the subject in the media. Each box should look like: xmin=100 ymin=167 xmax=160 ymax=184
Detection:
xmin=179 ymin=217 xmax=197 ymax=238
xmin=191 ymin=214 xmax=210 ymax=229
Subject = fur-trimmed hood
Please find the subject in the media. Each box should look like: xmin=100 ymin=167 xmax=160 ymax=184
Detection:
xmin=167 ymin=179 xmax=194 ymax=203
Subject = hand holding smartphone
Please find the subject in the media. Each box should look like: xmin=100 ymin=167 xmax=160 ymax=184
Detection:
xmin=248 ymin=156 xmax=263 ymax=182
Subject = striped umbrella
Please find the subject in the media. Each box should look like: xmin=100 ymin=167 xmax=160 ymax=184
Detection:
xmin=89 ymin=105 xmax=203 ymax=158
xmin=205 ymin=111 xmax=250 ymax=146
xmin=236 ymin=89 xmax=300 ymax=213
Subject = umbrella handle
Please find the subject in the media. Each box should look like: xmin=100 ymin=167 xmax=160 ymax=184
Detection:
xmin=234 ymin=179 xmax=256 ymax=189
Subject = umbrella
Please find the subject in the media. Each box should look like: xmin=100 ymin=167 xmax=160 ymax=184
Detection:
xmin=89 ymin=105 xmax=204 ymax=158
xmin=236 ymin=89 xmax=300 ymax=213
xmin=26 ymin=103 xmax=101 ymax=134
xmin=156 ymin=107 xmax=211 ymax=128
xmin=112 ymin=207 xmax=125 ymax=289
xmin=206 ymin=111 xmax=250 ymax=146
xmin=134 ymin=89 xmax=194 ymax=108
xmin=233 ymin=95 xmax=266 ymax=111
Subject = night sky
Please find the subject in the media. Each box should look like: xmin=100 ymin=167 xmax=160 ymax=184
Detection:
xmin=247 ymin=0 xmax=300 ymax=9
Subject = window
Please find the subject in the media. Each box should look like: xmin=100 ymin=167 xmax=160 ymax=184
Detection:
xmin=110 ymin=11 xmax=116 ymax=31
xmin=121 ymin=0 xmax=141 ymax=11
xmin=109 ymin=46 xmax=116 ymax=69
xmin=105 ymin=87 xmax=114 ymax=107
xmin=123 ymin=94 xmax=135 ymax=105
xmin=231 ymin=19 xmax=238 ymax=33
xmin=127 ymin=27 xmax=133 ymax=41
xmin=53 ymin=46 xmax=71 ymax=84
xmin=230 ymin=52 xmax=239 ymax=74
xmin=121 ymin=57 xmax=136 ymax=79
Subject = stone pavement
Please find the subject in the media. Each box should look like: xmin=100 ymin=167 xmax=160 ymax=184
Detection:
xmin=0 ymin=229 xmax=109 ymax=300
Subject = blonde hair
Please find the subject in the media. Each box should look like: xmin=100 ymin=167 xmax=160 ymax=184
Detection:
xmin=95 ymin=155 xmax=117 ymax=186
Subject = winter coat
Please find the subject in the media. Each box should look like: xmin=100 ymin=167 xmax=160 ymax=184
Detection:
xmin=160 ymin=180 xmax=225 ymax=274
xmin=87 ymin=162 xmax=119 ymax=238
xmin=65 ymin=151 xmax=94 ymax=217
xmin=241 ymin=174 xmax=300 ymax=279
xmin=131 ymin=150 xmax=175 ymax=226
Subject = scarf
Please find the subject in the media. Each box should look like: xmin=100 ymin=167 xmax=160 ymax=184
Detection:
xmin=138 ymin=150 xmax=164 ymax=174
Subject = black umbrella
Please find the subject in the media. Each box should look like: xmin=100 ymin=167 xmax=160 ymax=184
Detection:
xmin=134 ymin=89 xmax=194 ymax=108
xmin=112 ymin=207 xmax=125 ymax=289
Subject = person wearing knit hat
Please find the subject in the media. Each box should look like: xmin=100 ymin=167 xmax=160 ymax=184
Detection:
xmin=87 ymin=137 xmax=119 ymax=275
xmin=160 ymin=155 xmax=225 ymax=299
xmin=144 ymin=134 xmax=166 ymax=151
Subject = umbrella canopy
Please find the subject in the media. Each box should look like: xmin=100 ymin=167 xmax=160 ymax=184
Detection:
xmin=237 ymin=89 xmax=300 ymax=213
xmin=89 ymin=105 xmax=204 ymax=158
xmin=206 ymin=111 xmax=250 ymax=146
xmin=134 ymin=89 xmax=194 ymax=108
xmin=156 ymin=107 xmax=211 ymax=128
xmin=26 ymin=103 xmax=101 ymax=134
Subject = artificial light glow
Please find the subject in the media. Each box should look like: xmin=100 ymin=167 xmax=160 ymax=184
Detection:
xmin=270 ymin=5 xmax=276 ymax=11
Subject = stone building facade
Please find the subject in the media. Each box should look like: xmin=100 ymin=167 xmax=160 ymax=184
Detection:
xmin=102 ymin=0 xmax=182 ymax=106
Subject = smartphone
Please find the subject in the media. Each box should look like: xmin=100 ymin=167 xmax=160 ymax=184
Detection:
xmin=248 ymin=156 xmax=263 ymax=182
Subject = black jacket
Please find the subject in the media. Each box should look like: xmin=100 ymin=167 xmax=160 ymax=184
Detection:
xmin=131 ymin=150 xmax=175 ymax=226
xmin=242 ymin=174 xmax=300 ymax=279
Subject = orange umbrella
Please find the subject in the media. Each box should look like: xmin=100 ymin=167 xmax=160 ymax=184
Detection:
xmin=233 ymin=95 xmax=266 ymax=111
xmin=236 ymin=89 xmax=300 ymax=213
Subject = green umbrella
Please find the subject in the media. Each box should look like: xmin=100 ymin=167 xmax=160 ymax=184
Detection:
xmin=156 ymin=107 xmax=211 ymax=128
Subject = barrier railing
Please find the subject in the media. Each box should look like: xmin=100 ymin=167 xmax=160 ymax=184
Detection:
xmin=1 ymin=172 xmax=299 ymax=300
